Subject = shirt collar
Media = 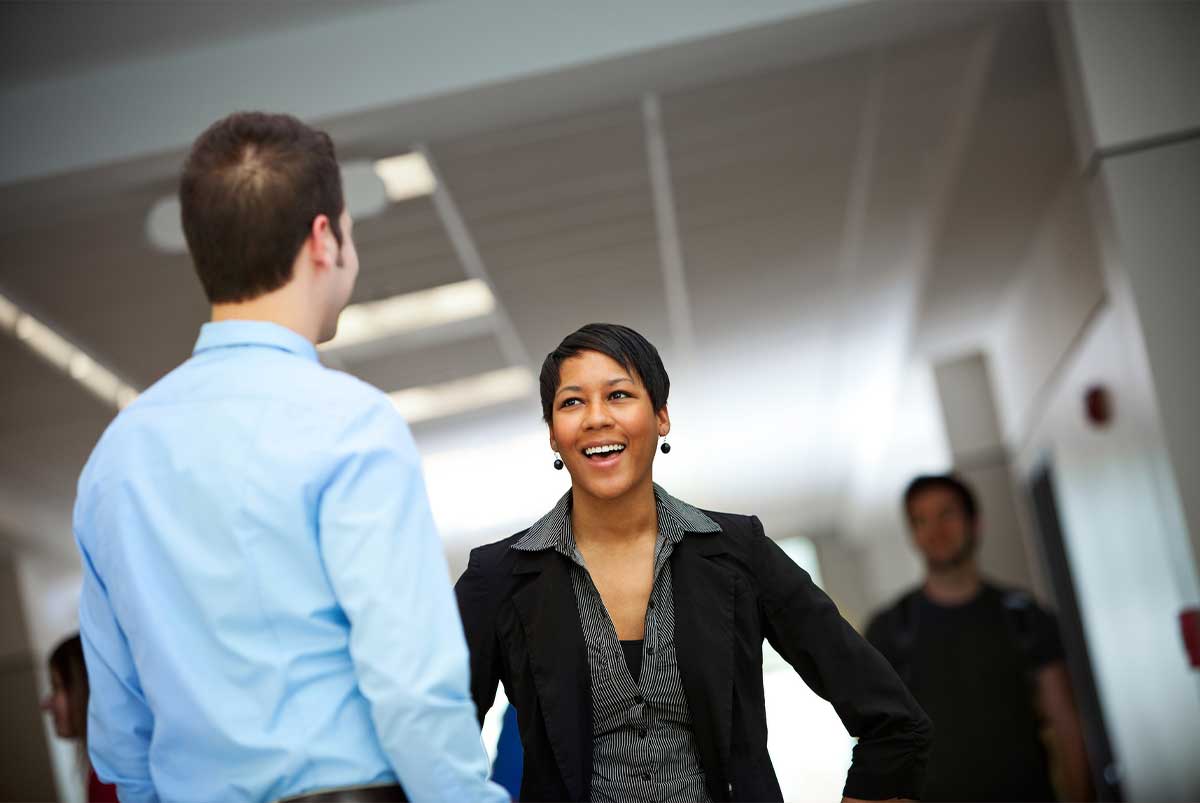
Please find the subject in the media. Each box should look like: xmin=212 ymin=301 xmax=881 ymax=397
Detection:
xmin=512 ymin=483 xmax=722 ymax=553
xmin=193 ymin=320 xmax=319 ymax=364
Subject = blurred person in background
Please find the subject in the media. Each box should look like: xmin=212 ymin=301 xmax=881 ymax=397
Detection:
xmin=865 ymin=474 xmax=1092 ymax=801
xmin=74 ymin=112 xmax=506 ymax=803
xmin=456 ymin=322 xmax=932 ymax=803
xmin=42 ymin=634 xmax=118 ymax=803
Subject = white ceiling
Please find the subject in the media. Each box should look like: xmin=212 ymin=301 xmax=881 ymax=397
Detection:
xmin=0 ymin=1 xmax=1076 ymax=565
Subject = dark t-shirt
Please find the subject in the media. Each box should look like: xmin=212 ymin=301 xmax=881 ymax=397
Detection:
xmin=865 ymin=582 xmax=1063 ymax=802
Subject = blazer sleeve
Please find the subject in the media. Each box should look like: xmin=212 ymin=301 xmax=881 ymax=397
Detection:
xmin=455 ymin=548 xmax=502 ymax=725
xmin=750 ymin=516 xmax=932 ymax=800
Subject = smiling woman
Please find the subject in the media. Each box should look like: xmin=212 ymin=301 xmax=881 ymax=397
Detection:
xmin=454 ymin=322 xmax=935 ymax=803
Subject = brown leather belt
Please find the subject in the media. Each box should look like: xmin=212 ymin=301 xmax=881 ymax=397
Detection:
xmin=276 ymin=783 xmax=407 ymax=803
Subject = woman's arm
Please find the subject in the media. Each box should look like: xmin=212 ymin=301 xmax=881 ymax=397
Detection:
xmin=749 ymin=516 xmax=933 ymax=800
xmin=454 ymin=549 xmax=503 ymax=724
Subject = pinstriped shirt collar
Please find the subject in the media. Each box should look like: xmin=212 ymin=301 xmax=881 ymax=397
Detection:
xmin=512 ymin=483 xmax=721 ymax=556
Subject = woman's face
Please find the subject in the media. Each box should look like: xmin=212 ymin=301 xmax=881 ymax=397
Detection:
xmin=41 ymin=669 xmax=74 ymax=739
xmin=549 ymin=350 xmax=669 ymax=502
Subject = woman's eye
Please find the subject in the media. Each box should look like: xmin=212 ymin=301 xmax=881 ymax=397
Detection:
xmin=560 ymin=398 xmax=581 ymax=408
xmin=610 ymin=391 xmax=631 ymax=400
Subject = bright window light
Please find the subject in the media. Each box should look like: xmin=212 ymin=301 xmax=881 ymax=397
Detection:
xmin=389 ymin=366 xmax=533 ymax=424
xmin=322 ymin=279 xmax=495 ymax=352
xmin=373 ymin=152 xmax=436 ymax=203
xmin=1 ymin=290 xmax=139 ymax=410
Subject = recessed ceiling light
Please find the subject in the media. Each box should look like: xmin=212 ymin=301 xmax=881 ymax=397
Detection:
xmin=1 ymin=290 xmax=139 ymax=410
xmin=321 ymin=278 xmax=495 ymax=352
xmin=373 ymin=152 xmax=436 ymax=203
xmin=146 ymin=196 xmax=187 ymax=253
xmin=389 ymin=366 xmax=534 ymax=424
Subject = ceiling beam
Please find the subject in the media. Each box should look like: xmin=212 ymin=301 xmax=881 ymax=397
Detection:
xmin=419 ymin=144 xmax=533 ymax=372
xmin=642 ymin=93 xmax=695 ymax=361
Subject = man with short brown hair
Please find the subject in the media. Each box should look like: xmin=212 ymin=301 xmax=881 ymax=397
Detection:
xmin=75 ymin=112 xmax=507 ymax=803
xmin=865 ymin=474 xmax=1091 ymax=801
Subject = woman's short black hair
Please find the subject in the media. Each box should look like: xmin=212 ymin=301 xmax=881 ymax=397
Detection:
xmin=539 ymin=323 xmax=670 ymax=423
xmin=903 ymin=474 xmax=979 ymax=522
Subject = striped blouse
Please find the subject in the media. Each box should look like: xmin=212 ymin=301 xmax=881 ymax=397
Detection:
xmin=512 ymin=484 xmax=719 ymax=803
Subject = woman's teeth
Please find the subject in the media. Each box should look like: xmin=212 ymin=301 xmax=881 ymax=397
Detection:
xmin=584 ymin=444 xmax=625 ymax=458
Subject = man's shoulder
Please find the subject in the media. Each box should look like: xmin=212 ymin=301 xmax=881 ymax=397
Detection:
xmin=864 ymin=586 xmax=923 ymax=639
xmin=983 ymin=580 xmax=1050 ymax=614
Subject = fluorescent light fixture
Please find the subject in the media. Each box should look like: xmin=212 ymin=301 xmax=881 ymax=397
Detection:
xmin=322 ymin=278 xmax=495 ymax=352
xmin=0 ymin=290 xmax=139 ymax=410
xmin=373 ymin=152 xmax=436 ymax=203
xmin=389 ymin=366 xmax=533 ymax=424
xmin=0 ymin=293 xmax=18 ymax=329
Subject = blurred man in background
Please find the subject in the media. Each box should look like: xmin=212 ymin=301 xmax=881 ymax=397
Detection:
xmin=865 ymin=474 xmax=1091 ymax=801
xmin=74 ymin=112 xmax=506 ymax=803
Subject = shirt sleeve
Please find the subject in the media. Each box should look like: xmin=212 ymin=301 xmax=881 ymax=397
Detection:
xmin=749 ymin=516 xmax=933 ymax=800
xmin=76 ymin=534 xmax=159 ymax=803
xmin=317 ymin=398 xmax=507 ymax=803
xmin=1028 ymin=601 xmax=1066 ymax=668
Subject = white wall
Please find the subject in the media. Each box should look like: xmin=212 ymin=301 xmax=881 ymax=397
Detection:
xmin=843 ymin=361 xmax=949 ymax=610
xmin=1096 ymin=137 xmax=1200 ymax=585
xmin=990 ymin=172 xmax=1106 ymax=448
xmin=1015 ymin=308 xmax=1200 ymax=800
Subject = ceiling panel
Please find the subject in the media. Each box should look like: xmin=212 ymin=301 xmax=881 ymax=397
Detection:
xmin=0 ymin=186 xmax=208 ymax=389
xmin=664 ymin=55 xmax=868 ymax=350
xmin=433 ymin=102 xmax=669 ymax=362
xmin=915 ymin=12 xmax=1076 ymax=357
xmin=350 ymin=196 xmax=468 ymax=304
xmin=346 ymin=332 xmax=509 ymax=394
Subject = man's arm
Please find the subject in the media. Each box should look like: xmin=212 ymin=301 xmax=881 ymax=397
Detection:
xmin=77 ymin=540 xmax=159 ymax=803
xmin=318 ymin=400 xmax=507 ymax=803
xmin=751 ymin=517 xmax=932 ymax=800
xmin=1037 ymin=662 xmax=1093 ymax=801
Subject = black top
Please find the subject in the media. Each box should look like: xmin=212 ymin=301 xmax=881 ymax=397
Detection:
xmin=455 ymin=486 xmax=933 ymax=802
xmin=620 ymin=639 xmax=644 ymax=684
xmin=865 ymin=582 xmax=1064 ymax=802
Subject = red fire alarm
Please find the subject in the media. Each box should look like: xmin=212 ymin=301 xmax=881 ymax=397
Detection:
xmin=1084 ymin=385 xmax=1113 ymax=428
xmin=1181 ymin=608 xmax=1200 ymax=669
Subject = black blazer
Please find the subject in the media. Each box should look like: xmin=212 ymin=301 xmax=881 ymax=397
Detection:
xmin=455 ymin=509 xmax=932 ymax=802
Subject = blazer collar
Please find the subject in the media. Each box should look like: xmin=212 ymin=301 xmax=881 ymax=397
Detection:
xmin=512 ymin=483 xmax=721 ymax=562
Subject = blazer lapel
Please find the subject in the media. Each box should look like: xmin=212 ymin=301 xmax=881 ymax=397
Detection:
xmin=511 ymin=549 xmax=591 ymax=801
xmin=672 ymin=533 xmax=736 ymax=796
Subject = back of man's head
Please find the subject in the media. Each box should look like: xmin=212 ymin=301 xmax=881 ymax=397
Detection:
xmin=180 ymin=112 xmax=344 ymax=304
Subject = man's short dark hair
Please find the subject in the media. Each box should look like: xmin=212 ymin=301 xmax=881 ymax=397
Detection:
xmin=539 ymin=323 xmax=670 ymax=423
xmin=903 ymin=474 xmax=979 ymax=522
xmin=180 ymin=111 xmax=344 ymax=303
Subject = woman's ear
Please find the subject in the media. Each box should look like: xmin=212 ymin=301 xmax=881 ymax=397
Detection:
xmin=656 ymin=404 xmax=670 ymax=437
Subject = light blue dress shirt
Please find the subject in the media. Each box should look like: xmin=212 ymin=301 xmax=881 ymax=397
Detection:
xmin=75 ymin=320 xmax=507 ymax=803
